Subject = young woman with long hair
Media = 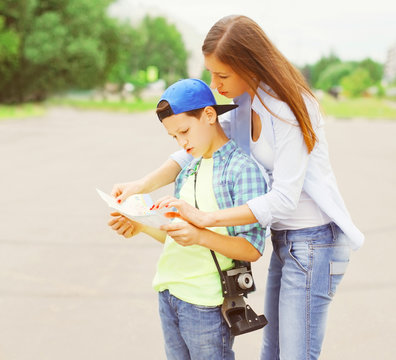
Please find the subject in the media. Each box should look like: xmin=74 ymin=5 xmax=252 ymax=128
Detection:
xmin=111 ymin=15 xmax=364 ymax=360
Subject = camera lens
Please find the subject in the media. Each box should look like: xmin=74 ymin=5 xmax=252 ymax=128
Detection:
xmin=237 ymin=273 xmax=253 ymax=289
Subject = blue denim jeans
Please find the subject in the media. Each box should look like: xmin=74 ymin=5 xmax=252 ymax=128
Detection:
xmin=158 ymin=290 xmax=235 ymax=360
xmin=260 ymin=222 xmax=350 ymax=360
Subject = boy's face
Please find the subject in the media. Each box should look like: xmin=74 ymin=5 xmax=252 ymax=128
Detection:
xmin=162 ymin=108 xmax=216 ymax=158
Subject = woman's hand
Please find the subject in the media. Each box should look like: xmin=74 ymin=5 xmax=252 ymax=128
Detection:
xmin=160 ymin=220 xmax=202 ymax=247
xmin=152 ymin=196 xmax=211 ymax=228
xmin=108 ymin=212 xmax=143 ymax=238
xmin=111 ymin=180 xmax=144 ymax=204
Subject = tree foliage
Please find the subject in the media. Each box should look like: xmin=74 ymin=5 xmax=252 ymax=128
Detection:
xmin=341 ymin=68 xmax=372 ymax=97
xmin=358 ymin=58 xmax=383 ymax=84
xmin=138 ymin=16 xmax=188 ymax=86
xmin=307 ymin=53 xmax=341 ymax=88
xmin=0 ymin=16 xmax=20 ymax=88
xmin=108 ymin=15 xmax=189 ymax=94
xmin=315 ymin=62 xmax=356 ymax=92
xmin=0 ymin=0 xmax=119 ymax=103
xmin=304 ymin=52 xmax=384 ymax=98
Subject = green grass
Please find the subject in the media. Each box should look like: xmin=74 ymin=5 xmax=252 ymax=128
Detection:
xmin=0 ymin=103 xmax=45 ymax=120
xmin=319 ymin=94 xmax=396 ymax=120
xmin=2 ymin=93 xmax=396 ymax=121
xmin=0 ymin=98 xmax=160 ymax=120
xmin=47 ymin=97 xmax=159 ymax=113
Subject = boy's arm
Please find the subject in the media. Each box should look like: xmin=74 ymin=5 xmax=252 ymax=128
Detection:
xmin=163 ymin=221 xmax=261 ymax=262
xmin=112 ymin=158 xmax=182 ymax=203
xmin=109 ymin=213 xmax=166 ymax=243
xmin=141 ymin=225 xmax=167 ymax=244
xmin=198 ymin=229 xmax=261 ymax=262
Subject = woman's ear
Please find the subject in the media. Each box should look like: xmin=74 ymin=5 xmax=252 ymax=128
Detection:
xmin=203 ymin=106 xmax=217 ymax=124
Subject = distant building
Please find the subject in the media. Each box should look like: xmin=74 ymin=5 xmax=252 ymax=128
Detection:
xmin=384 ymin=42 xmax=396 ymax=83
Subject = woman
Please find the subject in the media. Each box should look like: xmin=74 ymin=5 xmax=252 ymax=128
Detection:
xmin=112 ymin=15 xmax=364 ymax=360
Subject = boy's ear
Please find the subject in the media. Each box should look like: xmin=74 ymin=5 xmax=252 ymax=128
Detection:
xmin=203 ymin=106 xmax=217 ymax=124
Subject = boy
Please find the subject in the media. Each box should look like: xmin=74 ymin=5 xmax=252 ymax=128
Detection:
xmin=109 ymin=79 xmax=267 ymax=360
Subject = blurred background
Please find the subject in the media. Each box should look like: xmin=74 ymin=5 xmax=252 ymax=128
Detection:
xmin=0 ymin=1 xmax=396 ymax=359
xmin=0 ymin=0 xmax=396 ymax=117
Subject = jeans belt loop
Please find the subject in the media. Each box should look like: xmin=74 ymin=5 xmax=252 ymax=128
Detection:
xmin=330 ymin=222 xmax=337 ymax=242
xmin=283 ymin=230 xmax=288 ymax=245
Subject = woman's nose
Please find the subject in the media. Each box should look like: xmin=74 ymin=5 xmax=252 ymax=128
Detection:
xmin=210 ymin=77 xmax=218 ymax=90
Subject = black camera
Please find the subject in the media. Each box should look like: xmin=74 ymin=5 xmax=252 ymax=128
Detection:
xmin=220 ymin=261 xmax=256 ymax=297
xmin=219 ymin=261 xmax=268 ymax=336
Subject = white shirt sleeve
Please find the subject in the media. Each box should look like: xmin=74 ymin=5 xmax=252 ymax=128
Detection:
xmin=246 ymin=103 xmax=310 ymax=227
xmin=170 ymin=149 xmax=193 ymax=169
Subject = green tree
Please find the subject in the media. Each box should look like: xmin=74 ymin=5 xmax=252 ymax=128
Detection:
xmin=341 ymin=68 xmax=372 ymax=97
xmin=0 ymin=0 xmax=120 ymax=103
xmin=315 ymin=62 xmax=356 ymax=92
xmin=138 ymin=15 xmax=188 ymax=87
xmin=358 ymin=58 xmax=383 ymax=84
xmin=309 ymin=53 xmax=340 ymax=88
xmin=107 ymin=15 xmax=189 ymax=98
xmin=107 ymin=22 xmax=142 ymax=87
xmin=0 ymin=16 xmax=20 ymax=89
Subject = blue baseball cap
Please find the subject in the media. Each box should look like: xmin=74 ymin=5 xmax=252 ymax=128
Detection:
xmin=157 ymin=79 xmax=238 ymax=121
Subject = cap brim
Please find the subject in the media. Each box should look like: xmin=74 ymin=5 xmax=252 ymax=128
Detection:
xmin=213 ymin=104 xmax=238 ymax=116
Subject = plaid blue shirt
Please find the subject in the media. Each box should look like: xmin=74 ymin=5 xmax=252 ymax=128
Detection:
xmin=174 ymin=140 xmax=268 ymax=254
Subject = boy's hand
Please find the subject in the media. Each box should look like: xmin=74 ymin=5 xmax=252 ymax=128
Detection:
xmin=108 ymin=212 xmax=143 ymax=238
xmin=111 ymin=180 xmax=144 ymax=204
xmin=152 ymin=196 xmax=210 ymax=228
xmin=161 ymin=220 xmax=202 ymax=247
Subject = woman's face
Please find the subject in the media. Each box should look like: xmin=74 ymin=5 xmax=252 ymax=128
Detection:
xmin=204 ymin=54 xmax=252 ymax=99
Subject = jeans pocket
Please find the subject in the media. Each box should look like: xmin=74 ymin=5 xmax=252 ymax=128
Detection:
xmin=329 ymin=259 xmax=349 ymax=297
xmin=328 ymin=241 xmax=350 ymax=297
xmin=288 ymin=241 xmax=310 ymax=272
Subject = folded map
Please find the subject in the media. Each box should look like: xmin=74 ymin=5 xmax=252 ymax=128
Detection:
xmin=96 ymin=188 xmax=170 ymax=228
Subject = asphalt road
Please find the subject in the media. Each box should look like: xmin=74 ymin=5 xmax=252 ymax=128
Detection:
xmin=0 ymin=107 xmax=395 ymax=359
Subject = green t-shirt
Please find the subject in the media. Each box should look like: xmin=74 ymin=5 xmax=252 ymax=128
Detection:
xmin=152 ymin=157 xmax=234 ymax=306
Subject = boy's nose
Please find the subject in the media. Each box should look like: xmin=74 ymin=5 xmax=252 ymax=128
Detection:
xmin=178 ymin=138 xmax=187 ymax=148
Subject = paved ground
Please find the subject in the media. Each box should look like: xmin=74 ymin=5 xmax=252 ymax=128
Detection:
xmin=0 ymin=107 xmax=395 ymax=359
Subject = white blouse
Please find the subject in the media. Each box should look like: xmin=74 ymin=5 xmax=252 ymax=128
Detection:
xmin=249 ymin=118 xmax=332 ymax=231
xmin=171 ymin=86 xmax=364 ymax=250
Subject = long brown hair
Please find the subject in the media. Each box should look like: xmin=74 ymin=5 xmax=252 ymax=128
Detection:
xmin=202 ymin=15 xmax=317 ymax=153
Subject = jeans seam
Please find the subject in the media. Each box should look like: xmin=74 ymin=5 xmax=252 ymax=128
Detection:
xmin=306 ymin=268 xmax=312 ymax=359
xmin=306 ymin=285 xmax=311 ymax=360
xmin=288 ymin=241 xmax=309 ymax=273
xmin=224 ymin=317 xmax=227 ymax=360
xmin=328 ymin=266 xmax=335 ymax=298
xmin=305 ymin=245 xmax=314 ymax=360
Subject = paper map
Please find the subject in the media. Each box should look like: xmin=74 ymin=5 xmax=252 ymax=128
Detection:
xmin=96 ymin=188 xmax=170 ymax=228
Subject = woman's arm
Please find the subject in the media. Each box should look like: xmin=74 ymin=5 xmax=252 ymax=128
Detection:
xmin=155 ymin=196 xmax=258 ymax=228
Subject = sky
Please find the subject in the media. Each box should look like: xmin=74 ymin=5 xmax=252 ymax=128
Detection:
xmin=108 ymin=0 xmax=396 ymax=77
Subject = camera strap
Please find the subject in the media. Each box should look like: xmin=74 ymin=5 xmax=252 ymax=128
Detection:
xmin=192 ymin=159 xmax=268 ymax=335
xmin=193 ymin=159 xmax=227 ymax=283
